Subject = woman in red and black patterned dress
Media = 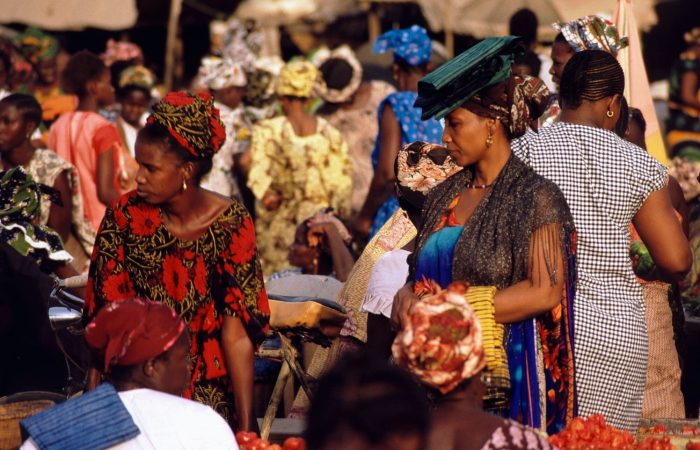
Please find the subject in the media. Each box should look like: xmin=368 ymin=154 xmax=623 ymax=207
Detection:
xmin=85 ymin=91 xmax=269 ymax=432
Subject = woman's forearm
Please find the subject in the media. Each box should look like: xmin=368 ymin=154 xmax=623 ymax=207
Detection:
xmin=221 ymin=315 xmax=256 ymax=431
xmin=324 ymin=227 xmax=355 ymax=281
xmin=493 ymin=279 xmax=562 ymax=323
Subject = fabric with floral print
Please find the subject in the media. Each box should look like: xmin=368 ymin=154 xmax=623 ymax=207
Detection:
xmin=373 ymin=25 xmax=432 ymax=66
xmin=86 ymin=193 xmax=269 ymax=423
xmin=393 ymin=281 xmax=486 ymax=394
xmin=247 ymin=116 xmax=353 ymax=274
xmin=480 ymin=420 xmax=556 ymax=450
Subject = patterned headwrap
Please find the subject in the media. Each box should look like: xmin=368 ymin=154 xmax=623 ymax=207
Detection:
xmin=554 ymin=15 xmax=628 ymax=57
xmin=0 ymin=167 xmax=71 ymax=264
xmin=118 ymin=65 xmax=156 ymax=90
xmin=147 ymin=91 xmax=226 ymax=159
xmin=197 ymin=56 xmax=247 ymax=90
xmin=396 ymin=141 xmax=462 ymax=210
xmin=276 ymin=60 xmax=324 ymax=98
xmin=213 ymin=18 xmax=263 ymax=71
xmin=101 ymin=39 xmax=143 ymax=67
xmin=685 ymin=27 xmax=700 ymax=46
xmin=84 ymin=298 xmax=185 ymax=373
xmin=392 ymin=281 xmax=486 ymax=394
xmin=312 ymin=45 xmax=363 ymax=104
xmin=15 ymin=27 xmax=59 ymax=65
xmin=373 ymin=25 xmax=432 ymax=67
xmin=462 ymin=75 xmax=550 ymax=138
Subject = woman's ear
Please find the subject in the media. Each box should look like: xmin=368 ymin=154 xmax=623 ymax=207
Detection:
xmin=609 ymin=94 xmax=623 ymax=116
xmin=142 ymin=359 xmax=157 ymax=378
xmin=181 ymin=160 xmax=196 ymax=182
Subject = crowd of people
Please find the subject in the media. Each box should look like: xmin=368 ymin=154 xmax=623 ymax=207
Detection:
xmin=2 ymin=8 xmax=700 ymax=450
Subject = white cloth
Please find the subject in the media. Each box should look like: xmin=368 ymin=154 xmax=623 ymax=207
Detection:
xmin=21 ymin=389 xmax=238 ymax=450
xmin=512 ymin=122 xmax=667 ymax=431
xmin=360 ymin=249 xmax=410 ymax=318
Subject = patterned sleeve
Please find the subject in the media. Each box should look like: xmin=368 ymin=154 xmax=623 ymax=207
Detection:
xmin=84 ymin=194 xmax=136 ymax=318
xmin=214 ymin=203 xmax=270 ymax=345
xmin=481 ymin=420 xmax=557 ymax=450
xmin=247 ymin=121 xmax=277 ymax=200
xmin=628 ymin=145 xmax=668 ymax=213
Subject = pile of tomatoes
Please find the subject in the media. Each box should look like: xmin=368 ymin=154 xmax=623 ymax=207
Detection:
xmin=549 ymin=415 xmax=636 ymax=449
xmin=235 ymin=431 xmax=306 ymax=450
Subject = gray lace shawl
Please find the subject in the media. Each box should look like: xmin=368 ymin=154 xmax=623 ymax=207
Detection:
xmin=409 ymin=155 xmax=576 ymax=289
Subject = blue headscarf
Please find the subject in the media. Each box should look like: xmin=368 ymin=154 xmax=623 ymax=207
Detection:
xmin=373 ymin=25 xmax=432 ymax=67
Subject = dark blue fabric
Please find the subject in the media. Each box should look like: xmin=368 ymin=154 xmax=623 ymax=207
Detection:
xmin=21 ymin=383 xmax=140 ymax=450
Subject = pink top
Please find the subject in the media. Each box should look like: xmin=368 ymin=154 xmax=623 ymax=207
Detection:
xmin=49 ymin=111 xmax=121 ymax=231
xmin=480 ymin=420 xmax=556 ymax=450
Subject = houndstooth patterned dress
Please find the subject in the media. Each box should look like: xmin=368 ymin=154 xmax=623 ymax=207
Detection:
xmin=512 ymin=122 xmax=667 ymax=431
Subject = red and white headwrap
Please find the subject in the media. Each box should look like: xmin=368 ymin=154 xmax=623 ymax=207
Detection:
xmin=392 ymin=281 xmax=486 ymax=394
xmin=85 ymin=299 xmax=185 ymax=373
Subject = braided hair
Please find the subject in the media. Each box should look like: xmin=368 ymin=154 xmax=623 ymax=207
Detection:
xmin=559 ymin=49 xmax=624 ymax=109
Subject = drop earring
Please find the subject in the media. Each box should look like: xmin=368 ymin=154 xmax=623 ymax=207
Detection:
xmin=485 ymin=120 xmax=495 ymax=148
xmin=181 ymin=178 xmax=187 ymax=192
xmin=606 ymin=110 xmax=614 ymax=118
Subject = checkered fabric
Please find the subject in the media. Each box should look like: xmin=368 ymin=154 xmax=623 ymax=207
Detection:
xmin=512 ymin=122 xmax=667 ymax=431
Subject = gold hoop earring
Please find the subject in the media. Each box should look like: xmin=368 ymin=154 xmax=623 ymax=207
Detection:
xmin=182 ymin=178 xmax=187 ymax=192
xmin=606 ymin=110 xmax=614 ymax=118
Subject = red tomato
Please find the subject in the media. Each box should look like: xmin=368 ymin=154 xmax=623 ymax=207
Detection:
xmin=249 ymin=439 xmax=270 ymax=450
xmin=653 ymin=424 xmax=667 ymax=434
xmin=268 ymin=445 xmax=283 ymax=450
xmin=683 ymin=426 xmax=700 ymax=436
xmin=236 ymin=431 xmax=259 ymax=444
xmin=687 ymin=442 xmax=700 ymax=450
xmin=283 ymin=437 xmax=306 ymax=450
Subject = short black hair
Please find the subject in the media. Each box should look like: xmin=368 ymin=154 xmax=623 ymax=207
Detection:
xmin=559 ymin=50 xmax=624 ymax=110
xmin=61 ymin=50 xmax=107 ymax=98
xmin=509 ymin=8 xmax=538 ymax=46
xmin=319 ymin=58 xmax=354 ymax=91
xmin=305 ymin=354 xmax=429 ymax=450
xmin=513 ymin=51 xmax=542 ymax=76
xmin=629 ymin=107 xmax=647 ymax=135
xmin=0 ymin=93 xmax=42 ymax=130
xmin=137 ymin=122 xmax=213 ymax=183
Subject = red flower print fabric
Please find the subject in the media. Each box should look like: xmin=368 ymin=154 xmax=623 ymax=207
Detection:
xmin=85 ymin=191 xmax=269 ymax=422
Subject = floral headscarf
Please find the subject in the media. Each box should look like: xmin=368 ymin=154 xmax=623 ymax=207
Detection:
xmin=84 ymin=298 xmax=185 ymax=373
xmin=197 ymin=56 xmax=247 ymax=90
xmin=312 ymin=45 xmax=363 ymax=104
xmin=118 ymin=65 xmax=156 ymax=90
xmin=463 ymin=75 xmax=550 ymax=138
xmin=396 ymin=141 xmax=462 ymax=209
xmin=0 ymin=167 xmax=71 ymax=264
xmin=276 ymin=60 xmax=324 ymax=98
xmin=554 ymin=15 xmax=628 ymax=57
xmin=147 ymin=91 xmax=226 ymax=159
xmin=15 ymin=27 xmax=59 ymax=65
xmin=373 ymin=25 xmax=432 ymax=67
xmin=101 ymin=39 xmax=143 ymax=67
xmin=393 ymin=281 xmax=486 ymax=394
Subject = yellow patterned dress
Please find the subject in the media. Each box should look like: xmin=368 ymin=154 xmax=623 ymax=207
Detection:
xmin=248 ymin=116 xmax=353 ymax=274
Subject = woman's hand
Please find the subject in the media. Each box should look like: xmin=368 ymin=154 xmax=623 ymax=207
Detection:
xmin=262 ymin=191 xmax=282 ymax=211
xmin=390 ymin=282 xmax=417 ymax=330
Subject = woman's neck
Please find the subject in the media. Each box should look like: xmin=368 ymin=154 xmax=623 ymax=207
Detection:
xmin=78 ymin=95 xmax=99 ymax=112
xmin=1 ymin=141 xmax=35 ymax=168
xmin=473 ymin=138 xmax=511 ymax=186
xmin=559 ymin=109 xmax=603 ymax=129
xmin=161 ymin=186 xmax=206 ymax=225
